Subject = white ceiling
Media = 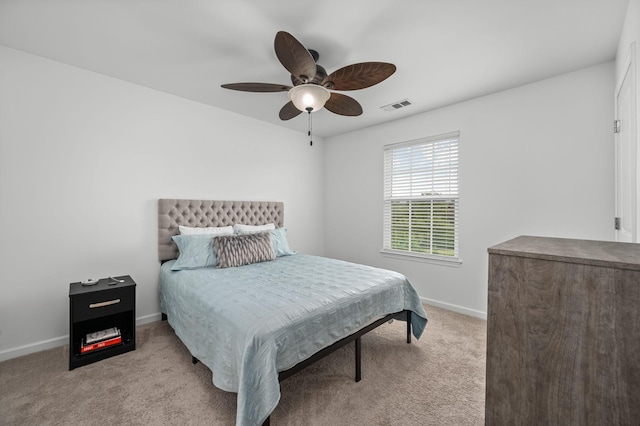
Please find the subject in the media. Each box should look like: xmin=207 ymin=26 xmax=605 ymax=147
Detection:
xmin=0 ymin=0 xmax=630 ymax=138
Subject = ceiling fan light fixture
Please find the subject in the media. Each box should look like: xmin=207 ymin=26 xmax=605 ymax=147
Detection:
xmin=288 ymin=84 xmax=330 ymax=113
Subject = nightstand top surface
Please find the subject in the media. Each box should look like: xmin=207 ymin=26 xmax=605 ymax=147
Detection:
xmin=69 ymin=275 xmax=136 ymax=296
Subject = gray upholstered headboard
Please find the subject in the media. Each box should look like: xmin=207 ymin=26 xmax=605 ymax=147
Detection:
xmin=158 ymin=199 xmax=284 ymax=262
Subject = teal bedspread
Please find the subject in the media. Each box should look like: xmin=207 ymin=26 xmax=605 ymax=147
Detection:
xmin=159 ymin=254 xmax=428 ymax=426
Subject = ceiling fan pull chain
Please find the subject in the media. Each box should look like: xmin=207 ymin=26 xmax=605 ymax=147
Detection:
xmin=307 ymin=107 xmax=313 ymax=146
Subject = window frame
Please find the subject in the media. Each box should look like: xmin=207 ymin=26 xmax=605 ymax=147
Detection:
xmin=381 ymin=131 xmax=461 ymax=266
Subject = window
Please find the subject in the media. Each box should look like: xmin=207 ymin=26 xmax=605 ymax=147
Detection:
xmin=383 ymin=132 xmax=459 ymax=263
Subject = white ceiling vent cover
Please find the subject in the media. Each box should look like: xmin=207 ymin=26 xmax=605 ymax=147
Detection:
xmin=381 ymin=98 xmax=413 ymax=112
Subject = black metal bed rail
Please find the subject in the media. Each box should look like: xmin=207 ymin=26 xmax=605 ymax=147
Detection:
xmin=278 ymin=309 xmax=410 ymax=382
xmin=262 ymin=309 xmax=412 ymax=426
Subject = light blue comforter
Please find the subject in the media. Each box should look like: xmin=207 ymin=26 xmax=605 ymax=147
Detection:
xmin=159 ymin=254 xmax=428 ymax=426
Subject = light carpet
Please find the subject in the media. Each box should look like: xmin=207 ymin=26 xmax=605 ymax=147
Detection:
xmin=0 ymin=305 xmax=486 ymax=425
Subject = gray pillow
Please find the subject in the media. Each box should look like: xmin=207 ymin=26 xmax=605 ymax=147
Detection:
xmin=214 ymin=232 xmax=276 ymax=268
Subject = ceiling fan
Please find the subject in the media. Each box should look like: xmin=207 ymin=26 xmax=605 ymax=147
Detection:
xmin=221 ymin=31 xmax=396 ymax=121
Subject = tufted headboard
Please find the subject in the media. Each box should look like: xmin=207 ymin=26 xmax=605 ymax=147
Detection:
xmin=158 ymin=199 xmax=284 ymax=262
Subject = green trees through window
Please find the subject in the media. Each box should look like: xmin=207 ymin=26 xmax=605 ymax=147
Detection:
xmin=390 ymin=199 xmax=457 ymax=256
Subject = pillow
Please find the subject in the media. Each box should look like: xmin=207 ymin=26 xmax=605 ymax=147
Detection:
xmin=179 ymin=225 xmax=234 ymax=236
xmin=269 ymin=227 xmax=296 ymax=257
xmin=214 ymin=232 xmax=275 ymax=268
xmin=233 ymin=223 xmax=276 ymax=234
xmin=171 ymin=234 xmax=218 ymax=270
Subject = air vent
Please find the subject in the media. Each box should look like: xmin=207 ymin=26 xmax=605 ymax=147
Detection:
xmin=381 ymin=98 xmax=413 ymax=112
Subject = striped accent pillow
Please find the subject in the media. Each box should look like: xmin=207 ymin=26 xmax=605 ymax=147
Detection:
xmin=214 ymin=232 xmax=276 ymax=268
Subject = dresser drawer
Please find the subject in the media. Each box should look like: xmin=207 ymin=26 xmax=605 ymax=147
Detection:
xmin=72 ymin=287 xmax=135 ymax=321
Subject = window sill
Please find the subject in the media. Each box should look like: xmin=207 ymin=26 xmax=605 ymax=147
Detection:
xmin=380 ymin=249 xmax=462 ymax=267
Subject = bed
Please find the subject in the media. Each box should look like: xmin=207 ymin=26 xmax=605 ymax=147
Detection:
xmin=157 ymin=199 xmax=428 ymax=426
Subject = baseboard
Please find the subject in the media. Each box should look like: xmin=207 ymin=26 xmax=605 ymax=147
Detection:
xmin=421 ymin=297 xmax=487 ymax=320
xmin=136 ymin=312 xmax=163 ymax=325
xmin=0 ymin=335 xmax=68 ymax=363
xmin=0 ymin=304 xmax=483 ymax=363
xmin=0 ymin=313 xmax=164 ymax=363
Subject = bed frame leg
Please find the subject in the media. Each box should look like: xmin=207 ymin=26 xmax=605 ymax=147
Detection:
xmin=161 ymin=313 xmax=167 ymax=321
xmin=355 ymin=336 xmax=361 ymax=382
xmin=262 ymin=416 xmax=270 ymax=426
xmin=192 ymin=356 xmax=199 ymax=364
xmin=406 ymin=310 xmax=412 ymax=344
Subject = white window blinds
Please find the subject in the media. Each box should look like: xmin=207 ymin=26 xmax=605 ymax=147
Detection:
xmin=383 ymin=132 xmax=459 ymax=261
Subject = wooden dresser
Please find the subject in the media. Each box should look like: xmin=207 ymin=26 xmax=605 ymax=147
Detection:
xmin=485 ymin=236 xmax=640 ymax=425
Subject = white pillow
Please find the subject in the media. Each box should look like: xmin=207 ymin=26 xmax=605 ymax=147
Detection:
xmin=179 ymin=225 xmax=234 ymax=236
xmin=233 ymin=223 xmax=276 ymax=234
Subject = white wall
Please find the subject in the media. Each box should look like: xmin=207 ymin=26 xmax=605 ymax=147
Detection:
xmin=323 ymin=62 xmax=615 ymax=317
xmin=0 ymin=46 xmax=325 ymax=360
xmin=0 ymin=44 xmax=619 ymax=359
xmin=617 ymin=0 xmax=639 ymax=88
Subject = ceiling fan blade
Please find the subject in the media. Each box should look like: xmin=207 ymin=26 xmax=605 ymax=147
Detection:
xmin=279 ymin=101 xmax=303 ymax=121
xmin=323 ymin=62 xmax=396 ymax=91
xmin=221 ymin=82 xmax=291 ymax=92
xmin=274 ymin=31 xmax=317 ymax=82
xmin=291 ymin=74 xmax=305 ymax=86
xmin=325 ymin=93 xmax=363 ymax=116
